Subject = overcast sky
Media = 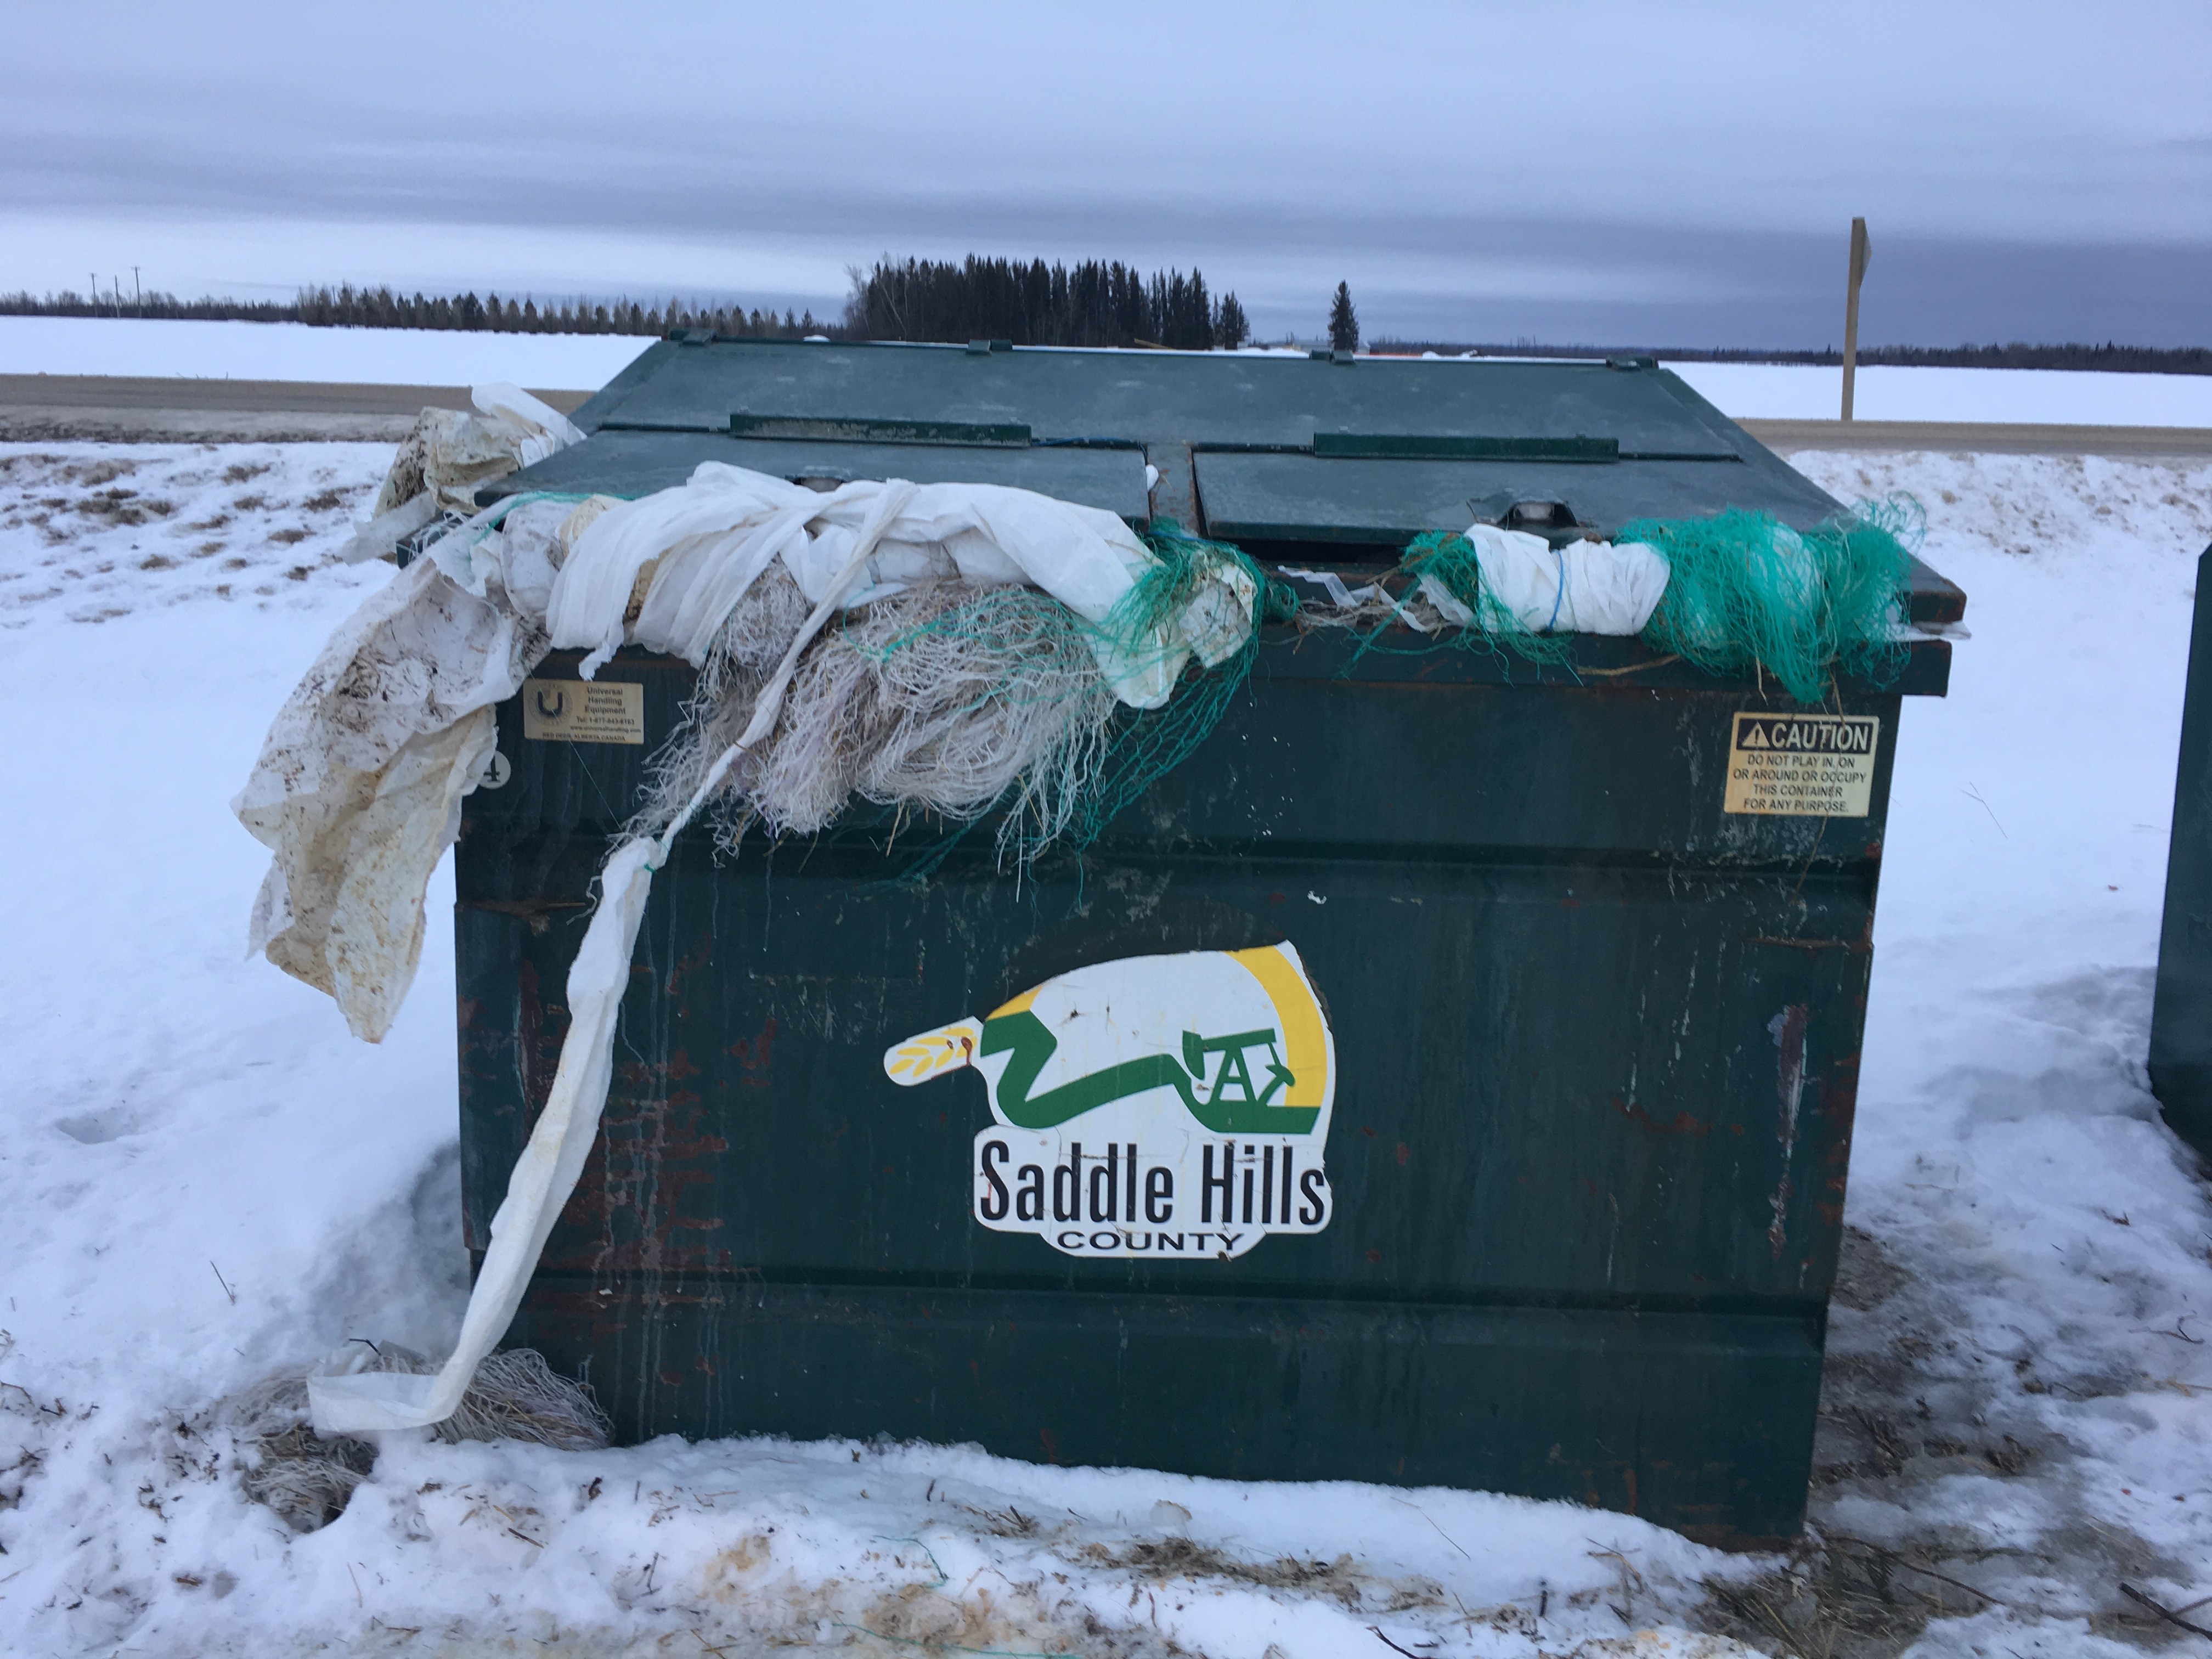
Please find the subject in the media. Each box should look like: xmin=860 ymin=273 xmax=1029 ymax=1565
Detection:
xmin=7 ymin=1 xmax=2208 ymax=347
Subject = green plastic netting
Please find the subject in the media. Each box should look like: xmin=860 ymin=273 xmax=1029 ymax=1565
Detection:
xmin=1396 ymin=497 xmax=1920 ymax=704
xmin=1624 ymin=497 xmax=1918 ymax=704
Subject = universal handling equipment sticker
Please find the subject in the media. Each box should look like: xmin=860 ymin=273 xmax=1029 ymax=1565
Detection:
xmin=1724 ymin=712 xmax=1880 ymax=817
xmin=521 ymin=679 xmax=645 ymax=745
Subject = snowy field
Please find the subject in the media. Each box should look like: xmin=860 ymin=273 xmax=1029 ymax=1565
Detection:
xmin=5 ymin=316 xmax=2212 ymax=428
xmin=0 ymin=316 xmax=650 ymax=390
xmin=2 ymin=436 xmax=2211 ymax=1657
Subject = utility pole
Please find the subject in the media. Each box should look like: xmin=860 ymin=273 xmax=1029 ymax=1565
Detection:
xmin=132 ymin=266 xmax=141 ymax=312
xmin=1840 ymin=217 xmax=1872 ymax=421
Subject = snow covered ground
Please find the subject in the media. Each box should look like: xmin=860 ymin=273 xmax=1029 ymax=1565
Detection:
xmin=1673 ymin=365 xmax=2212 ymax=427
xmin=2 ymin=437 xmax=2210 ymax=1657
xmin=4 ymin=317 xmax=2211 ymax=428
xmin=0 ymin=317 xmax=650 ymax=389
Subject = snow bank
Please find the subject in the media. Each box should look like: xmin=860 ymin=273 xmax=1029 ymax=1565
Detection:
xmin=1770 ymin=449 xmax=2212 ymax=1651
xmin=1675 ymin=362 xmax=2212 ymax=426
xmin=0 ymin=442 xmax=1764 ymax=1657
xmin=3 ymin=436 xmax=2212 ymax=1655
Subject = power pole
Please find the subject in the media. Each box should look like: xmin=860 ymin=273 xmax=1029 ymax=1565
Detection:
xmin=1841 ymin=217 xmax=1872 ymax=421
xmin=132 ymin=266 xmax=141 ymax=312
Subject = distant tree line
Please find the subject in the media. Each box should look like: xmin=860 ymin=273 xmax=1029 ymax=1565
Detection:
xmin=0 ymin=285 xmax=828 ymax=338
xmin=5 ymin=279 xmax=2203 ymax=375
xmin=1369 ymin=337 xmax=2212 ymax=376
xmin=842 ymin=257 xmax=1250 ymax=351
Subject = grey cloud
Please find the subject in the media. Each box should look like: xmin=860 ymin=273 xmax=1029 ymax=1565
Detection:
xmin=6 ymin=0 xmax=2208 ymax=347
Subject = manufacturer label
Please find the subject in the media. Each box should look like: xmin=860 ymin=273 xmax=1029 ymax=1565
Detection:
xmin=884 ymin=944 xmax=1336 ymax=1260
xmin=1724 ymin=712 xmax=1880 ymax=817
xmin=521 ymin=679 xmax=644 ymax=746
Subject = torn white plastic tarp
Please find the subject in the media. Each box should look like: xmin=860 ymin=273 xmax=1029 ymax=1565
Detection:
xmin=231 ymin=555 xmax=544 ymax=1042
xmin=342 ymin=383 xmax=586 ymax=563
xmin=241 ymin=454 xmax=1251 ymax=1046
xmin=1286 ymin=526 xmax=1671 ymax=638
xmin=309 ymin=475 xmax=940 ymax=1436
xmin=546 ymin=464 xmax=1227 ymax=706
xmin=310 ymin=838 xmax=657 ymax=1433
xmin=250 ymin=435 xmax=1260 ymax=1432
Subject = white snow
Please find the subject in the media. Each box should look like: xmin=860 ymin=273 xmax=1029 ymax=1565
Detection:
xmin=3 ymin=436 xmax=2211 ymax=1656
xmin=0 ymin=317 xmax=651 ymax=388
xmin=5 ymin=318 xmax=2212 ymax=428
xmin=1672 ymin=363 xmax=2212 ymax=427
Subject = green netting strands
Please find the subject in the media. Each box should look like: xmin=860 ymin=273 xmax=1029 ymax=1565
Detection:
xmin=1398 ymin=529 xmax=1573 ymax=667
xmin=1060 ymin=522 xmax=1271 ymax=853
xmin=1623 ymin=499 xmax=1917 ymax=704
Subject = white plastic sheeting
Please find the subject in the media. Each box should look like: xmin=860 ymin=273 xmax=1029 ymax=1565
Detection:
xmin=1453 ymin=523 xmax=1671 ymax=636
xmin=544 ymin=464 xmax=1241 ymax=706
xmin=231 ymin=556 xmax=540 ymax=1042
xmin=241 ymin=435 xmax=1263 ymax=1431
xmin=342 ymin=384 xmax=585 ymax=563
xmin=308 ymin=475 xmax=960 ymax=1435
xmin=309 ymin=839 xmax=657 ymax=1432
xmin=246 ymin=457 xmax=1252 ymax=1047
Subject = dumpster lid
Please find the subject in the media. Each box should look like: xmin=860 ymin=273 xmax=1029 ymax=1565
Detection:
xmin=499 ymin=338 xmax=1963 ymax=626
xmin=1194 ymin=452 xmax=1846 ymax=545
xmin=483 ymin=430 xmax=1150 ymax=523
xmin=568 ymin=338 xmax=1744 ymax=459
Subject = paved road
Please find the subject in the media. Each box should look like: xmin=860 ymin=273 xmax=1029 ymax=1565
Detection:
xmin=3 ymin=375 xmax=2208 ymax=456
xmin=1740 ymin=417 xmax=2212 ymax=456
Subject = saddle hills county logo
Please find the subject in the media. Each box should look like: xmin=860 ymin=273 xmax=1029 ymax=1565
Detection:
xmin=884 ymin=943 xmax=1336 ymax=1260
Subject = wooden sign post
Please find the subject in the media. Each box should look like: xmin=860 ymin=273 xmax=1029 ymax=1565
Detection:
xmin=1841 ymin=217 xmax=1872 ymax=421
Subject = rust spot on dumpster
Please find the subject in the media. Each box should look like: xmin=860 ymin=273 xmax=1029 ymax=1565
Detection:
xmin=618 ymin=1048 xmax=701 ymax=1090
xmin=729 ymin=1018 xmax=777 ymax=1086
xmin=666 ymin=938 xmax=714 ymax=997
xmin=460 ymin=895 xmax=586 ymax=935
xmin=1612 ymin=1096 xmax=1713 ymax=1137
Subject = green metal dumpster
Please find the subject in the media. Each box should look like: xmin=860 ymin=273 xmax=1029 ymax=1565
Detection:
xmin=2151 ymin=546 xmax=2212 ymax=1156
xmin=455 ymin=339 xmax=1963 ymax=1545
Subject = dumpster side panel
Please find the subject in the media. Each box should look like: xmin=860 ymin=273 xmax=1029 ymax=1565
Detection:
xmin=2150 ymin=546 xmax=2212 ymax=1156
xmin=504 ymin=1279 xmax=1821 ymax=1548
xmin=458 ymin=657 xmax=1893 ymax=1539
xmin=460 ymin=852 xmax=1868 ymax=1302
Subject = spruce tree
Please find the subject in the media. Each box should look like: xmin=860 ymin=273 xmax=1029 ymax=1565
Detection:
xmin=1214 ymin=292 xmax=1250 ymax=351
xmin=1327 ymin=282 xmax=1358 ymax=352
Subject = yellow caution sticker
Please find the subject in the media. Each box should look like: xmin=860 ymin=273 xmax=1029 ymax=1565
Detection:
xmin=1724 ymin=712 xmax=1879 ymax=817
xmin=520 ymin=679 xmax=645 ymax=746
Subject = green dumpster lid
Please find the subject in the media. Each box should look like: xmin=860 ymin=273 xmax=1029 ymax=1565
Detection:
xmin=485 ymin=430 xmax=1149 ymax=522
xmin=494 ymin=338 xmax=1963 ymax=624
xmin=577 ymin=338 xmax=1742 ymax=460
